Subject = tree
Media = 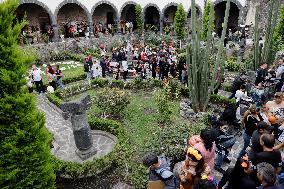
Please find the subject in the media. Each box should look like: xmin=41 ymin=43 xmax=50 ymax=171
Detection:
xmin=0 ymin=0 xmax=56 ymax=188
xmin=135 ymin=4 xmax=144 ymax=35
xmin=174 ymin=3 xmax=187 ymax=40
xmin=202 ymin=0 xmax=215 ymax=39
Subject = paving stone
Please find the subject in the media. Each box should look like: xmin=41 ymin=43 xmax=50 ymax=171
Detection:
xmin=37 ymin=95 xmax=117 ymax=163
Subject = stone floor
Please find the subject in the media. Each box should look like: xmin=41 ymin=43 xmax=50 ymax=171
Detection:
xmin=37 ymin=95 xmax=116 ymax=163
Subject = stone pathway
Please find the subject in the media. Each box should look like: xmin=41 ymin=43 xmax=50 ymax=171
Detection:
xmin=37 ymin=95 xmax=116 ymax=163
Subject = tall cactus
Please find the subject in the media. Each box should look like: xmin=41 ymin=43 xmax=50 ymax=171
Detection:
xmin=253 ymin=3 xmax=261 ymax=71
xmin=254 ymin=0 xmax=280 ymax=67
xmin=187 ymin=0 xmax=231 ymax=112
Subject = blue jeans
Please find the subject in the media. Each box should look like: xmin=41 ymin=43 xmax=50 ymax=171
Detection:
xmin=86 ymin=72 xmax=92 ymax=80
xmin=215 ymin=149 xmax=225 ymax=168
xmin=56 ymin=78 xmax=64 ymax=89
xmin=238 ymin=132 xmax=251 ymax=158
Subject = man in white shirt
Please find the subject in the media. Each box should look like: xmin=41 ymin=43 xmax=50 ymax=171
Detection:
xmin=266 ymin=92 xmax=284 ymax=125
xmin=276 ymin=59 xmax=284 ymax=92
xmin=30 ymin=64 xmax=44 ymax=93
xmin=235 ymin=84 xmax=247 ymax=104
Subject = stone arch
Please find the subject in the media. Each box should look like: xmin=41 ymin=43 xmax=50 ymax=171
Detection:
xmin=54 ymin=0 xmax=91 ymax=23
xmin=162 ymin=2 xmax=178 ymax=26
xmin=213 ymin=0 xmax=243 ymax=11
xmin=187 ymin=4 xmax=202 ymax=19
xmin=214 ymin=0 xmax=243 ymax=36
xmin=119 ymin=1 xmax=138 ymax=18
xmin=120 ymin=1 xmax=138 ymax=30
xmin=19 ymin=0 xmax=55 ymax=24
xmin=91 ymin=1 xmax=119 ymax=20
xmin=144 ymin=3 xmax=161 ymax=31
xmin=17 ymin=0 xmax=55 ymax=36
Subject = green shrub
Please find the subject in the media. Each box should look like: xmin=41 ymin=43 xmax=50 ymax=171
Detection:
xmin=222 ymin=82 xmax=232 ymax=92
xmin=210 ymin=94 xmax=236 ymax=105
xmin=95 ymin=87 xmax=131 ymax=117
xmin=63 ymin=73 xmax=85 ymax=84
xmin=46 ymin=92 xmax=63 ymax=107
xmin=154 ymin=88 xmax=172 ymax=124
xmin=0 ymin=0 xmax=55 ymax=188
xmin=180 ymin=86 xmax=190 ymax=97
xmin=111 ymin=80 xmax=125 ymax=89
xmin=225 ymin=58 xmax=241 ymax=72
xmin=91 ymin=78 xmax=110 ymax=87
xmin=166 ymin=78 xmax=181 ymax=99
xmin=84 ymin=48 xmax=101 ymax=58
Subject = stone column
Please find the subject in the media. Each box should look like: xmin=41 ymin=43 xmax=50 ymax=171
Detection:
xmin=61 ymin=95 xmax=96 ymax=160
xmin=88 ymin=15 xmax=94 ymax=38
xmin=117 ymin=17 xmax=121 ymax=34
xmin=51 ymin=16 xmax=59 ymax=42
xmin=160 ymin=18 xmax=163 ymax=33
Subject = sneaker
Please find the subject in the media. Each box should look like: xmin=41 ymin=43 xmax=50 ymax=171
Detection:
xmin=214 ymin=166 xmax=225 ymax=174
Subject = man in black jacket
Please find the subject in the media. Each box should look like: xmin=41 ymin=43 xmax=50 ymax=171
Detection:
xmin=229 ymin=75 xmax=247 ymax=99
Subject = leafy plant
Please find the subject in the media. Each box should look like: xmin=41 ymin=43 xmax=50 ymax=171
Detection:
xmin=91 ymin=78 xmax=110 ymax=87
xmin=0 ymin=0 xmax=55 ymax=188
xmin=154 ymin=88 xmax=172 ymax=124
xmin=95 ymin=87 xmax=131 ymax=118
xmin=111 ymin=80 xmax=125 ymax=89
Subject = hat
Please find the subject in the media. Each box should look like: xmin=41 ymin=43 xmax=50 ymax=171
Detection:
xmin=275 ymin=92 xmax=283 ymax=97
xmin=257 ymin=121 xmax=273 ymax=131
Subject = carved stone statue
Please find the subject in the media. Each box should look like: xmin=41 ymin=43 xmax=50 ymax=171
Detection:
xmin=61 ymin=95 xmax=96 ymax=160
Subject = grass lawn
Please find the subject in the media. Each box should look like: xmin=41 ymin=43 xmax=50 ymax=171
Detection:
xmin=38 ymin=61 xmax=84 ymax=84
xmin=67 ymin=88 xmax=207 ymax=187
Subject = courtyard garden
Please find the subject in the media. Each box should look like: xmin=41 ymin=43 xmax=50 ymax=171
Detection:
xmin=2 ymin=0 xmax=284 ymax=188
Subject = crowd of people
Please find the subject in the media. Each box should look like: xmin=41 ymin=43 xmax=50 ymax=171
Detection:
xmin=28 ymin=63 xmax=64 ymax=94
xmin=140 ymin=54 xmax=284 ymax=188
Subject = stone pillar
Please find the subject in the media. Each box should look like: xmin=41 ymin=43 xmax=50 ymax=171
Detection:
xmin=61 ymin=95 xmax=96 ymax=160
xmin=160 ymin=18 xmax=163 ymax=33
xmin=88 ymin=15 xmax=94 ymax=38
xmin=117 ymin=17 xmax=121 ymax=34
xmin=51 ymin=21 xmax=59 ymax=42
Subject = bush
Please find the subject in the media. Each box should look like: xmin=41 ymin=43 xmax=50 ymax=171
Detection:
xmin=225 ymin=57 xmax=244 ymax=72
xmin=0 ymin=0 xmax=55 ymax=188
xmin=222 ymin=82 xmax=232 ymax=92
xmin=210 ymin=94 xmax=236 ymax=105
xmin=166 ymin=78 xmax=181 ymax=99
xmin=111 ymin=80 xmax=125 ymax=89
xmin=91 ymin=78 xmax=110 ymax=87
xmin=154 ymin=88 xmax=172 ymax=124
xmin=84 ymin=48 xmax=101 ymax=58
xmin=63 ymin=73 xmax=85 ymax=84
xmin=95 ymin=87 xmax=131 ymax=118
xmin=46 ymin=92 xmax=63 ymax=107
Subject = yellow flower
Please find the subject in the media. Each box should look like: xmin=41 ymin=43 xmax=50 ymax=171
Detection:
xmin=195 ymin=154 xmax=202 ymax=160
xmin=201 ymin=175 xmax=208 ymax=180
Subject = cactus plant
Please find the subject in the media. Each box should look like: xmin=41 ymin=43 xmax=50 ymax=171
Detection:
xmin=254 ymin=0 xmax=280 ymax=68
xmin=187 ymin=0 xmax=230 ymax=112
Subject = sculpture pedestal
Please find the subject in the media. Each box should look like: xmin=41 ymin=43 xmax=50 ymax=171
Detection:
xmin=76 ymin=146 xmax=97 ymax=160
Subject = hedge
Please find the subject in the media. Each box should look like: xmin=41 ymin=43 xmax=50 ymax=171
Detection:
xmin=46 ymin=92 xmax=63 ymax=107
xmin=53 ymin=117 xmax=128 ymax=179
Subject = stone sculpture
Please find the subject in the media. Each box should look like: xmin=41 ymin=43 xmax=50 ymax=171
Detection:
xmin=61 ymin=95 xmax=96 ymax=160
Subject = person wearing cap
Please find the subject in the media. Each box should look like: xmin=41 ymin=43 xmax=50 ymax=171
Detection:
xmin=252 ymin=134 xmax=282 ymax=173
xmin=266 ymin=92 xmax=284 ymax=126
xmin=142 ymin=153 xmax=176 ymax=189
xmin=256 ymin=162 xmax=284 ymax=189
xmin=255 ymin=62 xmax=268 ymax=85
xmin=248 ymin=121 xmax=273 ymax=160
